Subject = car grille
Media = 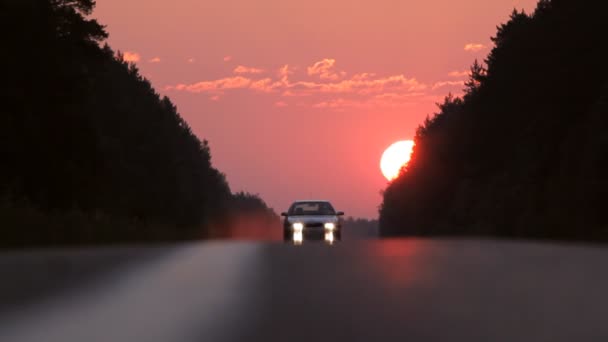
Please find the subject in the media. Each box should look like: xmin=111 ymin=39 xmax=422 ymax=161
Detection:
xmin=305 ymin=222 xmax=324 ymax=228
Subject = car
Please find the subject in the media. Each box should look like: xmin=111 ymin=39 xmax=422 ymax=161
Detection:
xmin=281 ymin=200 xmax=344 ymax=243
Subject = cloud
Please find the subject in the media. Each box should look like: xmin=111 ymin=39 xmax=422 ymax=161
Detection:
xmin=464 ymin=43 xmax=486 ymax=52
xmin=351 ymin=73 xmax=376 ymax=81
xmin=448 ymin=70 xmax=468 ymax=77
xmin=312 ymin=99 xmax=344 ymax=109
xmin=288 ymin=74 xmax=426 ymax=95
xmin=167 ymin=76 xmax=252 ymax=93
xmin=123 ymin=51 xmax=141 ymax=63
xmin=166 ymin=58 xmax=436 ymax=110
xmin=167 ymin=76 xmax=283 ymax=94
xmin=223 ymin=56 xmax=233 ymax=62
xmin=250 ymin=78 xmax=280 ymax=92
xmin=282 ymin=90 xmax=311 ymax=97
xmin=188 ymin=58 xmax=196 ymax=63
xmin=311 ymin=98 xmax=369 ymax=111
xmin=432 ymin=80 xmax=465 ymax=90
xmin=274 ymin=101 xmax=288 ymax=107
xmin=234 ymin=65 xmax=264 ymax=74
xmin=168 ymin=71 xmax=426 ymax=98
xmin=149 ymin=57 xmax=161 ymax=63
xmin=307 ymin=58 xmax=341 ymax=80
xmin=311 ymin=95 xmax=419 ymax=111
xmin=210 ymin=95 xmax=221 ymax=101
xmin=278 ymin=64 xmax=295 ymax=81
xmin=309 ymin=91 xmax=438 ymax=111
xmin=374 ymin=92 xmax=426 ymax=100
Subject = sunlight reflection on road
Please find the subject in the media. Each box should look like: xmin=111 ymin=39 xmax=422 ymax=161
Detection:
xmin=364 ymin=239 xmax=436 ymax=288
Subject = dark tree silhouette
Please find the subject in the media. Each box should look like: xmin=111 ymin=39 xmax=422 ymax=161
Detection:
xmin=228 ymin=192 xmax=278 ymax=217
xmin=0 ymin=0 xmax=237 ymax=245
xmin=211 ymin=192 xmax=281 ymax=240
xmin=342 ymin=217 xmax=379 ymax=238
xmin=380 ymin=0 xmax=608 ymax=240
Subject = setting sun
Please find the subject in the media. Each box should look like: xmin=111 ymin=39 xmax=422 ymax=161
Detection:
xmin=380 ymin=140 xmax=415 ymax=181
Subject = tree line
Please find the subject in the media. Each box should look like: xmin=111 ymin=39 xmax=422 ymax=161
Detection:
xmin=0 ymin=0 xmax=274 ymax=246
xmin=380 ymin=0 xmax=608 ymax=241
xmin=342 ymin=218 xmax=379 ymax=239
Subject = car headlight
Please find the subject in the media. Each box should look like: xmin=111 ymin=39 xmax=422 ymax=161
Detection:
xmin=324 ymin=222 xmax=336 ymax=230
xmin=292 ymin=222 xmax=304 ymax=231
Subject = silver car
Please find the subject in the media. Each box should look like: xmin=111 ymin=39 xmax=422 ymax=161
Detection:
xmin=281 ymin=200 xmax=344 ymax=243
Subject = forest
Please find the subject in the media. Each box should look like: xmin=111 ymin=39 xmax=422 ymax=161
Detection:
xmin=380 ymin=0 xmax=608 ymax=240
xmin=0 ymin=0 xmax=274 ymax=246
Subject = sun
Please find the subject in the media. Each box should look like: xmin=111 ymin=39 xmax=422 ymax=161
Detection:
xmin=380 ymin=140 xmax=415 ymax=181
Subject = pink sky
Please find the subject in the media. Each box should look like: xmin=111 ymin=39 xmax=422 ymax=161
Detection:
xmin=95 ymin=0 xmax=538 ymax=218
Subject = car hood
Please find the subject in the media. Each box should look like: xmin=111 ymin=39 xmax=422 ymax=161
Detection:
xmin=287 ymin=215 xmax=338 ymax=224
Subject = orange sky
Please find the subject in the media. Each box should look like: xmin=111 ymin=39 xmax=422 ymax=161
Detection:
xmin=95 ymin=0 xmax=538 ymax=218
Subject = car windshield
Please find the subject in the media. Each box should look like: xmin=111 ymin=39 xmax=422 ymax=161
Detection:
xmin=289 ymin=202 xmax=336 ymax=216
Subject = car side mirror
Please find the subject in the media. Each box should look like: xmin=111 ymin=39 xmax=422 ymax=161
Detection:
xmin=336 ymin=211 xmax=345 ymax=216
xmin=280 ymin=212 xmax=288 ymax=217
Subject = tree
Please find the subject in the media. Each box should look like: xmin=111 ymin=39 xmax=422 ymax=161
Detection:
xmin=0 ymin=0 xmax=236 ymax=245
xmin=380 ymin=0 xmax=608 ymax=241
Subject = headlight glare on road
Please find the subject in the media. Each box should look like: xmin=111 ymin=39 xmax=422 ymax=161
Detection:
xmin=325 ymin=231 xmax=335 ymax=244
xmin=293 ymin=231 xmax=303 ymax=244
xmin=324 ymin=222 xmax=336 ymax=230
xmin=292 ymin=222 xmax=304 ymax=231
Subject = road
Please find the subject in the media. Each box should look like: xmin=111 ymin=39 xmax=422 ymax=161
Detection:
xmin=1 ymin=239 xmax=608 ymax=341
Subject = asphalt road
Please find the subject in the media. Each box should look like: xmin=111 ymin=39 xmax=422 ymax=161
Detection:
xmin=1 ymin=239 xmax=608 ymax=342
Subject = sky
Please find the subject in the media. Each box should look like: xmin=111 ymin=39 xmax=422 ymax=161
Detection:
xmin=95 ymin=0 xmax=538 ymax=218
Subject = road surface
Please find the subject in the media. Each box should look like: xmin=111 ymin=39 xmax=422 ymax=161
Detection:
xmin=1 ymin=239 xmax=607 ymax=341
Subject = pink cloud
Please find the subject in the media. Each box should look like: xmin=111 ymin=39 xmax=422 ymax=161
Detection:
xmin=351 ymin=73 xmax=377 ymax=81
xmin=210 ymin=95 xmax=221 ymax=101
xmin=282 ymin=90 xmax=311 ymax=97
xmin=374 ymin=92 xmax=426 ymax=100
xmin=448 ymin=70 xmax=468 ymax=77
xmin=464 ymin=43 xmax=486 ymax=52
xmin=307 ymin=58 xmax=341 ymax=80
xmin=149 ymin=57 xmax=161 ymax=63
xmin=168 ymin=72 xmax=427 ymax=98
xmin=432 ymin=80 xmax=465 ymax=90
xmin=223 ymin=56 xmax=233 ymax=62
xmin=122 ymin=51 xmax=141 ymax=63
xmin=311 ymin=96 xmax=416 ymax=111
xmin=167 ymin=76 xmax=252 ymax=93
xmin=187 ymin=58 xmax=196 ymax=63
xmin=165 ymin=59 xmax=434 ymax=109
xmin=234 ymin=65 xmax=264 ymax=74
xmin=274 ymin=101 xmax=288 ymax=107
xmin=311 ymin=98 xmax=356 ymax=111
xmin=289 ymin=75 xmax=426 ymax=95
xmin=250 ymin=78 xmax=279 ymax=92
xmin=278 ymin=64 xmax=295 ymax=83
